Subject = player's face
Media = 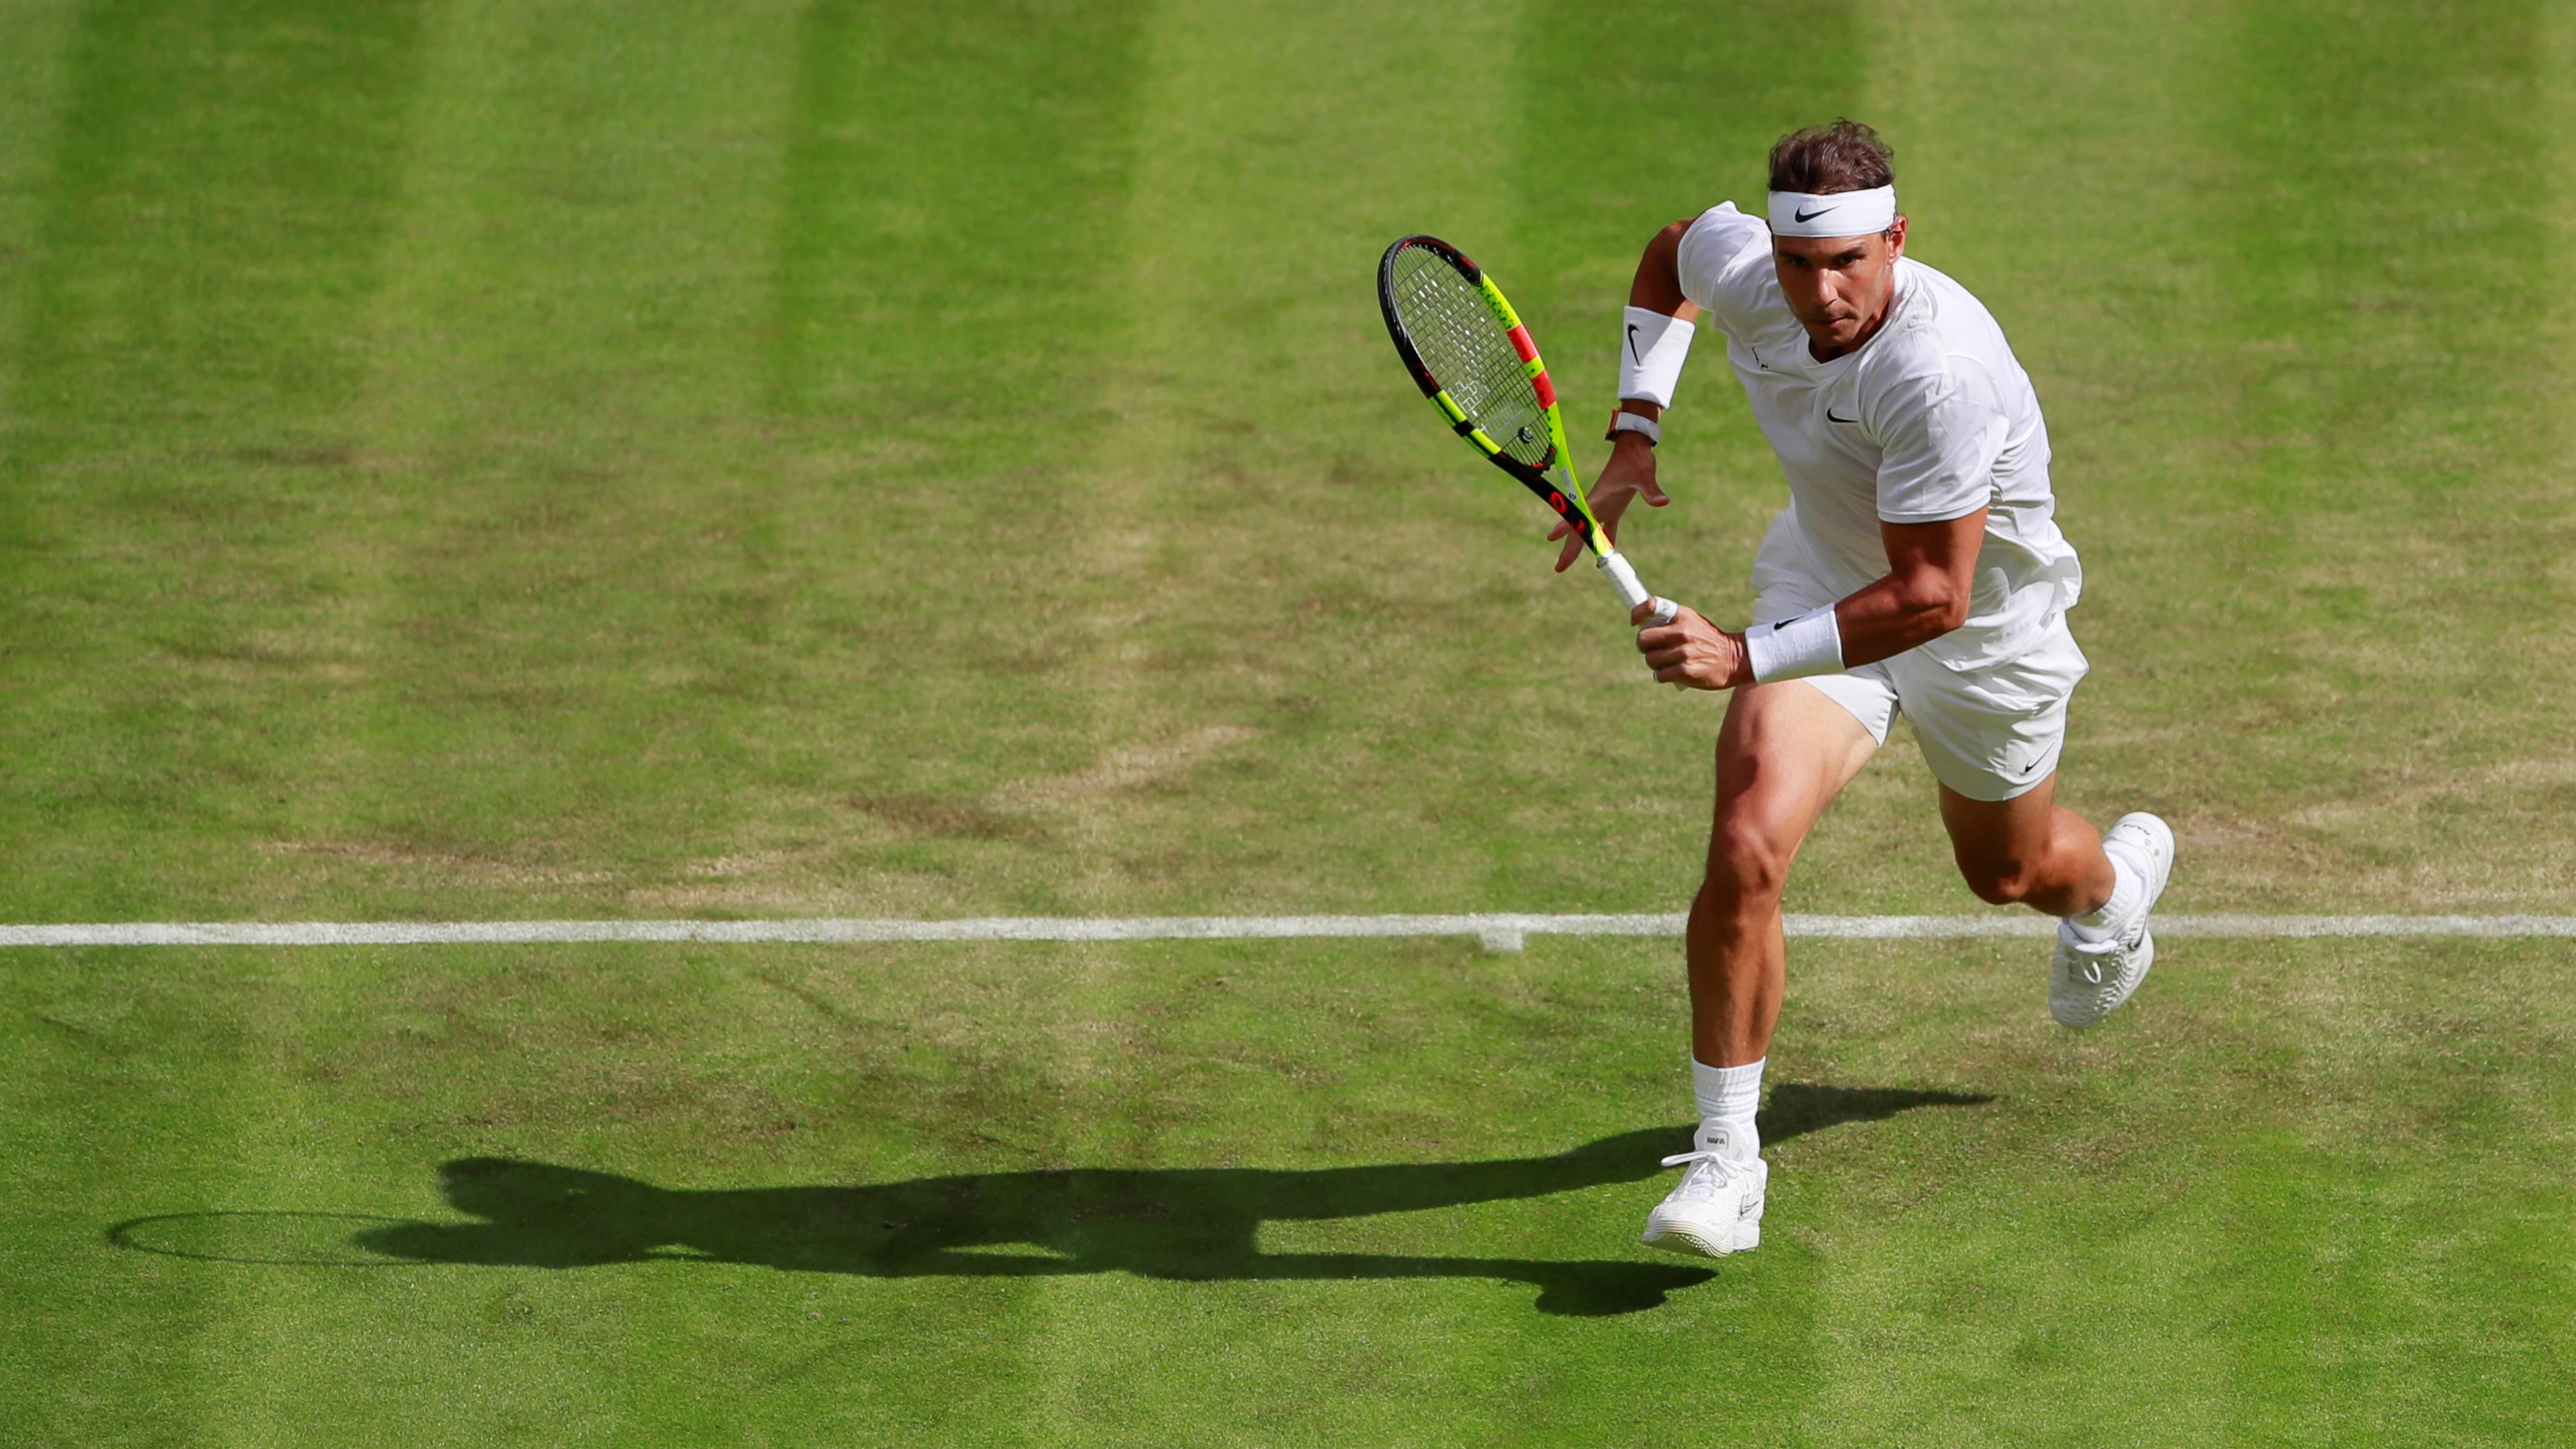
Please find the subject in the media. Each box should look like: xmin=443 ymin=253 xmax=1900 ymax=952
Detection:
xmin=1772 ymin=217 xmax=1908 ymax=356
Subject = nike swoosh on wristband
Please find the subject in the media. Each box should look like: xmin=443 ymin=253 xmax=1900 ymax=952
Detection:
xmin=1794 ymin=205 xmax=1837 ymax=222
xmin=1627 ymin=322 xmax=1642 ymax=362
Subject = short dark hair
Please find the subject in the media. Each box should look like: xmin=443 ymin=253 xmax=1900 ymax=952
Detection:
xmin=1768 ymin=120 xmax=1896 ymax=195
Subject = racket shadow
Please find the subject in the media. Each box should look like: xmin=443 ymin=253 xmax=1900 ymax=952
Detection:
xmin=108 ymin=1087 xmax=1990 ymax=1317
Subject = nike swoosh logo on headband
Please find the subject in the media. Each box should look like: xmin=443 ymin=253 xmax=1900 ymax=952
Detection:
xmin=1793 ymin=205 xmax=1837 ymax=223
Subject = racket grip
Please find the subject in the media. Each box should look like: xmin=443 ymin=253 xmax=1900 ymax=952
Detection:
xmin=1597 ymin=550 xmax=1679 ymax=625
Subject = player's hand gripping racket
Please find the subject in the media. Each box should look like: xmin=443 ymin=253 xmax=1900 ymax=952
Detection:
xmin=1376 ymin=234 xmax=1677 ymax=627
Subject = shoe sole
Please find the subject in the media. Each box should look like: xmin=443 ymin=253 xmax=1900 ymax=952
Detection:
xmin=1642 ymin=1217 xmax=1760 ymax=1258
xmin=1638 ymin=1201 xmax=1761 ymax=1258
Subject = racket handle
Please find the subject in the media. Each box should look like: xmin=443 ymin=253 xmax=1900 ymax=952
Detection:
xmin=1597 ymin=549 xmax=1679 ymax=625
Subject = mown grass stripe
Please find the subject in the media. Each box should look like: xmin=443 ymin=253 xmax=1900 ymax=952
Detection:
xmin=6 ymin=913 xmax=2574 ymax=949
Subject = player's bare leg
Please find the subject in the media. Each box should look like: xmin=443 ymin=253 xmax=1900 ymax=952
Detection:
xmin=1937 ymin=775 xmax=2112 ymax=917
xmin=1688 ymin=682 xmax=1878 ymax=1066
xmin=1940 ymin=779 xmax=2174 ymax=1027
xmin=1643 ymin=681 xmax=1874 ymax=1258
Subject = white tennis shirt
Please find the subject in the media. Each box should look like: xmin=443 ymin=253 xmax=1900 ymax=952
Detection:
xmin=1675 ymin=202 xmax=2082 ymax=671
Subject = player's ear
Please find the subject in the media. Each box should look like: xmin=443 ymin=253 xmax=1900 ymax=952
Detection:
xmin=1884 ymin=215 xmax=1909 ymax=260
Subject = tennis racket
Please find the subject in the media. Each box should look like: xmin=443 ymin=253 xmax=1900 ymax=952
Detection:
xmin=1376 ymin=234 xmax=1677 ymax=627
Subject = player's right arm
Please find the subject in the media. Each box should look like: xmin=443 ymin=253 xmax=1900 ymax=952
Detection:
xmin=1629 ymin=508 xmax=1983 ymax=690
xmin=1551 ymin=219 xmax=1703 ymax=573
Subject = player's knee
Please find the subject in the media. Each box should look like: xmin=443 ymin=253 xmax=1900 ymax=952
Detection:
xmin=1704 ymin=826 xmax=1794 ymax=910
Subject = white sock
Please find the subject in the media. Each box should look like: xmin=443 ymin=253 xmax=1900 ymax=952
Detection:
xmin=2068 ymin=848 xmax=2145 ymax=942
xmin=1692 ymin=1057 xmax=1765 ymax=1160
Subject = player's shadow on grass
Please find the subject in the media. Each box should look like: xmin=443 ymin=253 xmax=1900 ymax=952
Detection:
xmin=112 ymin=1084 xmax=1988 ymax=1316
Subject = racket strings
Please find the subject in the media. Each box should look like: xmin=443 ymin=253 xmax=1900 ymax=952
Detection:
xmin=1388 ymin=249 xmax=1553 ymax=470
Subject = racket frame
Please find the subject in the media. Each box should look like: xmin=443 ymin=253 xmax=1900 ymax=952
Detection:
xmin=1378 ymin=235 xmax=1609 ymax=550
xmin=1377 ymin=235 xmax=1675 ymax=626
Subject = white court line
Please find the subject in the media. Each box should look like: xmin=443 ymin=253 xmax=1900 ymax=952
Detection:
xmin=2 ymin=913 xmax=2573 ymax=951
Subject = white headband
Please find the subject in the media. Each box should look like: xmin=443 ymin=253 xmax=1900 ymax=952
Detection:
xmin=1766 ymin=186 xmax=1896 ymax=237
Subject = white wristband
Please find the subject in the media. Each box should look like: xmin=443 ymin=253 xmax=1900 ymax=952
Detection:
xmin=1743 ymin=604 xmax=1844 ymax=682
xmin=1616 ymin=305 xmax=1694 ymax=409
xmin=1608 ymin=410 xmax=1661 ymax=445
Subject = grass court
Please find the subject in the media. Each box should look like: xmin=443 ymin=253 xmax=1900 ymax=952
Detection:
xmin=3 ymin=0 xmax=2574 ymax=1443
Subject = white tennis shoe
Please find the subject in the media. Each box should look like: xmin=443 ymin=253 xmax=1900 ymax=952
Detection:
xmin=1641 ymin=1122 xmax=1767 ymax=1258
xmin=2051 ymin=811 xmax=2175 ymax=1028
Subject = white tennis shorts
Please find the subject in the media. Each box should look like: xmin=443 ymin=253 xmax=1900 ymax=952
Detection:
xmin=1749 ymin=540 xmax=2089 ymax=805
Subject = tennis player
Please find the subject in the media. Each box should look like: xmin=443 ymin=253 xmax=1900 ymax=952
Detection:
xmin=1552 ymin=121 xmax=2175 ymax=1258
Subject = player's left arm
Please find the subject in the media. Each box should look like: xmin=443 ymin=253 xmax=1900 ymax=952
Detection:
xmin=1629 ymin=509 xmax=1983 ymax=688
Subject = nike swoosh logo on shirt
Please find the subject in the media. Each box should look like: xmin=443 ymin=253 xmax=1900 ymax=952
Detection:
xmin=1794 ymin=205 xmax=1837 ymax=223
xmin=1827 ymin=408 xmax=1859 ymax=423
